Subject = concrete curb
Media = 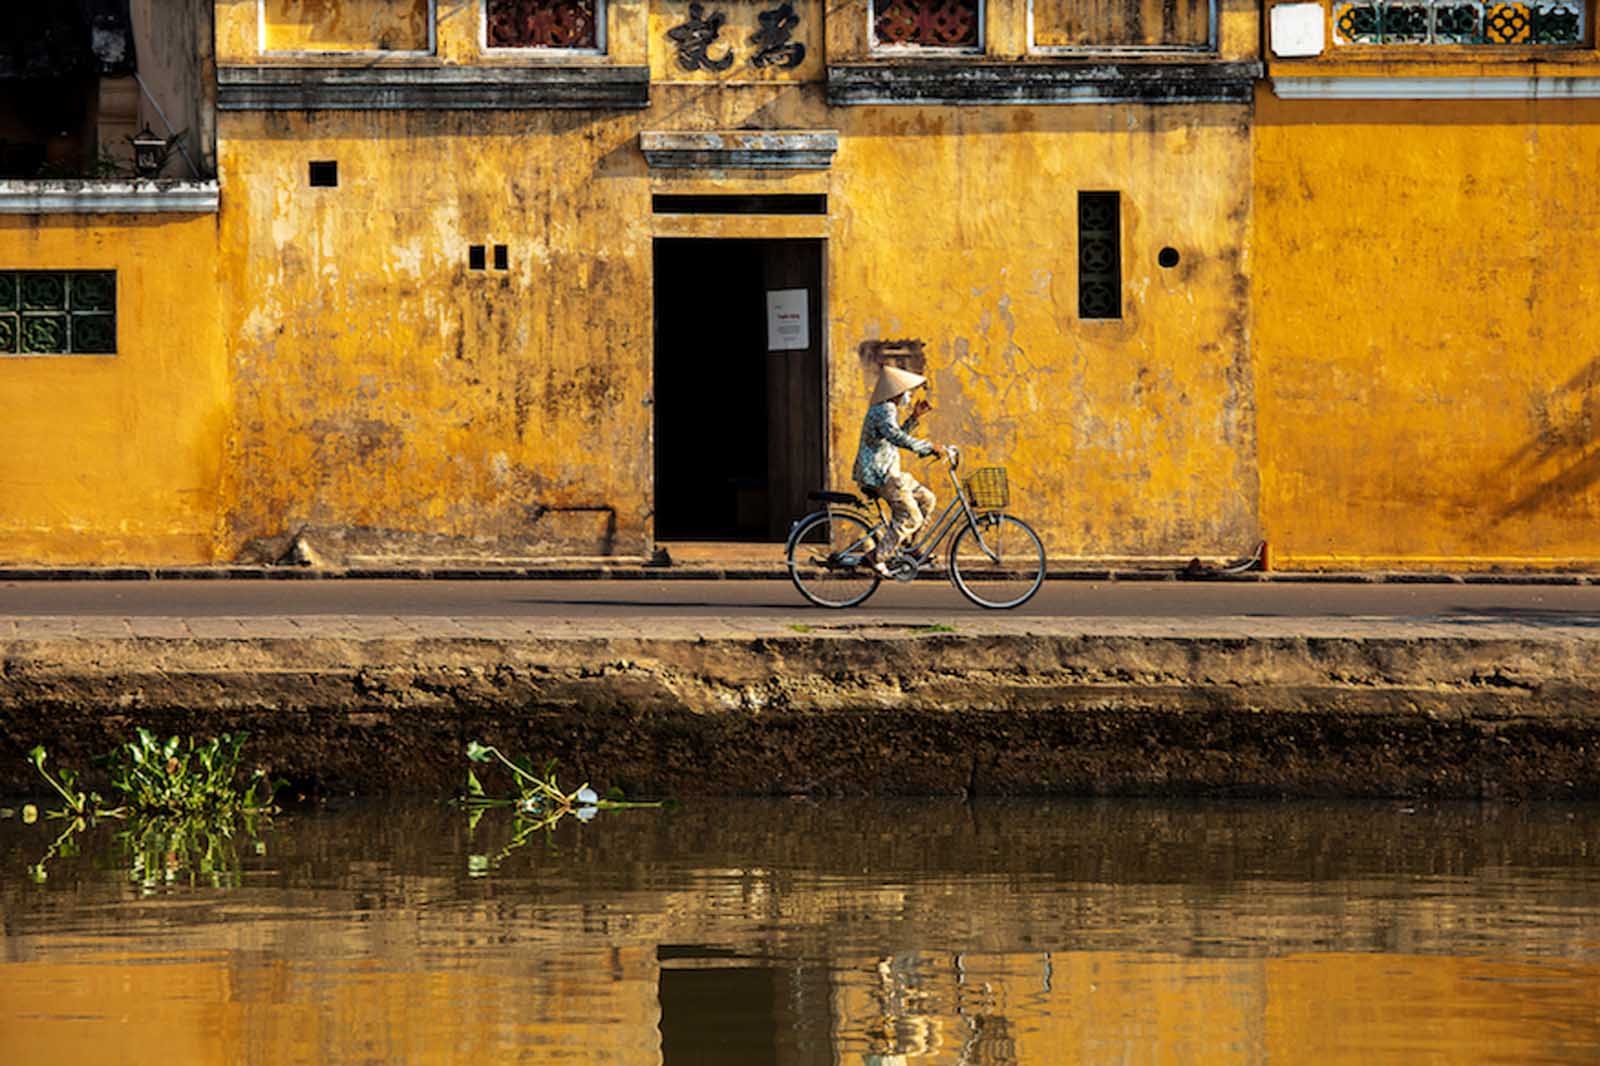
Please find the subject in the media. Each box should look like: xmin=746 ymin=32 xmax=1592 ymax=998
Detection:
xmin=0 ymin=565 xmax=1596 ymax=585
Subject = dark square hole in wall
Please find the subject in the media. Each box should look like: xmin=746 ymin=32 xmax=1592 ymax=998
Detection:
xmin=493 ymin=244 xmax=508 ymax=270
xmin=308 ymin=160 xmax=338 ymax=187
xmin=468 ymin=244 xmax=486 ymax=270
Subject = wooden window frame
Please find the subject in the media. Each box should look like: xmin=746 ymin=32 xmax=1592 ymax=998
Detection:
xmin=257 ymin=0 xmax=439 ymax=58
xmin=1027 ymin=0 xmax=1220 ymax=55
xmin=480 ymin=0 xmax=609 ymax=57
xmin=869 ymin=0 xmax=988 ymax=56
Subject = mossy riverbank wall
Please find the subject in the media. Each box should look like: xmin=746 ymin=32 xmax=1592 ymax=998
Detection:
xmin=2 ymin=622 xmax=1597 ymax=799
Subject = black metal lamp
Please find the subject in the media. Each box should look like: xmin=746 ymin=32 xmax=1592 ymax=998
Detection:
xmin=129 ymin=126 xmax=170 ymax=178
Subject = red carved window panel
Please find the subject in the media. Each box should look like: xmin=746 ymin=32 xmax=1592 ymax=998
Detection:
xmin=873 ymin=0 xmax=982 ymax=47
xmin=486 ymin=0 xmax=601 ymax=49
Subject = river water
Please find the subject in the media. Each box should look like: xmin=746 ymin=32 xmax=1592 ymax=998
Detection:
xmin=1 ymin=799 xmax=1596 ymax=1064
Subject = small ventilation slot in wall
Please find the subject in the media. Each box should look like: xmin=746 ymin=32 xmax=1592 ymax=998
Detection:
xmin=651 ymin=194 xmax=828 ymax=215
xmin=493 ymin=244 xmax=508 ymax=270
xmin=468 ymin=245 xmax=486 ymax=270
xmin=308 ymin=160 xmax=338 ymax=187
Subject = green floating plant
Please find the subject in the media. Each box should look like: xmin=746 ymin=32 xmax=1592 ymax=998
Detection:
xmin=24 ymin=731 xmax=281 ymax=885
xmin=462 ymin=740 xmax=670 ymax=875
xmin=106 ymin=729 xmax=280 ymax=817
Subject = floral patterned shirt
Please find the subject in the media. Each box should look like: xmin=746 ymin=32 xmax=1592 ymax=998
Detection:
xmin=853 ymin=401 xmax=933 ymax=490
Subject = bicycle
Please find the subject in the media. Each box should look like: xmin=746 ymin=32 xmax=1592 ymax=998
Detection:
xmin=784 ymin=447 xmax=1046 ymax=609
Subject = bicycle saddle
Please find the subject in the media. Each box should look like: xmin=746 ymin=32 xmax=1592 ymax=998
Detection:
xmin=808 ymin=490 xmax=865 ymax=507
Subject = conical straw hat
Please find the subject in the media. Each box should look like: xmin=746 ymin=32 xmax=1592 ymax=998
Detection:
xmin=870 ymin=365 xmax=927 ymax=404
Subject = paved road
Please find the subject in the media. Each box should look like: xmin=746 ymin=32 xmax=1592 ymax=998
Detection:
xmin=2 ymin=578 xmax=1599 ymax=626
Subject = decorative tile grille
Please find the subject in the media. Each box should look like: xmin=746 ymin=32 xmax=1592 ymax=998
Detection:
xmin=1334 ymin=1 xmax=1584 ymax=44
xmin=486 ymin=0 xmax=600 ymax=49
xmin=0 ymin=271 xmax=117 ymax=355
xmin=1078 ymin=193 xmax=1121 ymax=321
xmin=873 ymin=0 xmax=981 ymax=47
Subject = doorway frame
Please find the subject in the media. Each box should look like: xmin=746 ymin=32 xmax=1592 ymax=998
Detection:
xmin=647 ymin=234 xmax=830 ymax=549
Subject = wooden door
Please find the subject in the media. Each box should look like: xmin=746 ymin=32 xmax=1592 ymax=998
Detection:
xmin=761 ymin=240 xmax=825 ymax=539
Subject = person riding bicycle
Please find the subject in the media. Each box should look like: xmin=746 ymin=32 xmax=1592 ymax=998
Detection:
xmin=853 ymin=366 xmax=939 ymax=578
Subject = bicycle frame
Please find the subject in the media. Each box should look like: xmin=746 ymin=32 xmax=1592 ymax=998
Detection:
xmin=859 ymin=451 xmax=1003 ymax=569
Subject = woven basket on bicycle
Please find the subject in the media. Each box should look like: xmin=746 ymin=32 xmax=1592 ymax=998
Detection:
xmin=964 ymin=467 xmax=1009 ymax=511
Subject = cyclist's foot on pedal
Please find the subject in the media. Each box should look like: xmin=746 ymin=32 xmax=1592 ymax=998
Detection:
xmin=865 ymin=554 xmax=893 ymax=578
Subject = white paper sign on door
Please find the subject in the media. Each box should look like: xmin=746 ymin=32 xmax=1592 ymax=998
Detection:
xmin=766 ymin=288 xmax=809 ymax=351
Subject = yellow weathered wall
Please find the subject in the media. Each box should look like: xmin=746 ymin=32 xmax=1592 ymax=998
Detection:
xmin=0 ymin=216 xmax=227 ymax=564
xmin=215 ymin=109 xmax=655 ymax=557
xmin=213 ymin=0 xmax=1260 ymax=561
xmin=829 ymin=105 xmax=1260 ymax=558
xmin=1254 ymin=88 xmax=1600 ymax=568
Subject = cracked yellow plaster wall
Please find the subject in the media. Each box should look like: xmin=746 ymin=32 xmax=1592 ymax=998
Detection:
xmin=0 ymin=216 xmax=227 ymax=565
xmin=1253 ymin=88 xmax=1600 ymax=568
xmin=827 ymin=104 xmax=1261 ymax=559
xmin=212 ymin=0 xmax=1262 ymax=561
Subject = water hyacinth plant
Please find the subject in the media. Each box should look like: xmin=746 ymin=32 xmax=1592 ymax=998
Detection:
xmin=462 ymin=741 xmax=669 ymax=876
xmin=29 ymin=730 xmax=280 ymax=820
xmin=24 ymin=730 xmax=280 ymax=885
xmin=463 ymin=740 xmax=664 ymax=830
xmin=107 ymin=729 xmax=280 ymax=817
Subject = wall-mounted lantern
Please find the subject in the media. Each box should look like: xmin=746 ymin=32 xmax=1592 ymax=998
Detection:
xmin=128 ymin=126 xmax=184 ymax=178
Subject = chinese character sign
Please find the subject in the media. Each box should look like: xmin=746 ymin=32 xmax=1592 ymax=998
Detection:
xmin=658 ymin=0 xmax=819 ymax=78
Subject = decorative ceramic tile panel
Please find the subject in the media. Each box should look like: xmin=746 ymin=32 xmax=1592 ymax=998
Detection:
xmin=1333 ymin=1 xmax=1583 ymax=44
xmin=0 ymin=271 xmax=116 ymax=355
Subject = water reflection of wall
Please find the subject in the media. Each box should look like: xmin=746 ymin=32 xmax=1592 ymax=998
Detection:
xmin=2 ymin=801 xmax=1598 ymax=1063
xmin=0 ymin=941 xmax=663 ymax=1064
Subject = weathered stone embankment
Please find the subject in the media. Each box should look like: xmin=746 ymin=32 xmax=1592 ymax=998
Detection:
xmin=2 ymin=618 xmax=1597 ymax=799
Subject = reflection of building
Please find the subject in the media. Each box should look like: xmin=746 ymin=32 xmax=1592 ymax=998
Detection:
xmin=4 ymin=2 xmax=1600 ymax=568
xmin=2 ymin=800 xmax=1600 ymax=1062
xmin=657 ymin=946 xmax=834 ymax=1065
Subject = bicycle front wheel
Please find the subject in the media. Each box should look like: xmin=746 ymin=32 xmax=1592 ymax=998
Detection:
xmin=948 ymin=513 xmax=1046 ymax=609
xmin=786 ymin=511 xmax=882 ymax=608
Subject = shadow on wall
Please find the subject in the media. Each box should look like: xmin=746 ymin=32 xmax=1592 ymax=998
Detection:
xmin=859 ymin=338 xmax=928 ymax=380
xmin=234 ymin=508 xmax=619 ymax=566
xmin=1487 ymin=356 xmax=1600 ymax=527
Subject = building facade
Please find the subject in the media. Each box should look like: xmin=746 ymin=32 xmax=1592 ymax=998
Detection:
xmin=0 ymin=0 xmax=1596 ymax=568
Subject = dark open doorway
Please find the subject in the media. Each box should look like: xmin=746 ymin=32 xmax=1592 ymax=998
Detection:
xmin=653 ymin=238 xmax=825 ymax=542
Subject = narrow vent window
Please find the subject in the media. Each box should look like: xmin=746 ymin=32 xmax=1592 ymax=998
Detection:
xmin=651 ymin=194 xmax=828 ymax=215
xmin=1078 ymin=191 xmax=1121 ymax=320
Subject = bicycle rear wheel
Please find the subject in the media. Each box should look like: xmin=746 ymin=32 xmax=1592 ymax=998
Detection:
xmin=786 ymin=511 xmax=881 ymax=608
xmin=948 ymin=513 xmax=1046 ymax=609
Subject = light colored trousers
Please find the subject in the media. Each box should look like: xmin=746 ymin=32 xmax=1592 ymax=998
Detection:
xmin=870 ymin=471 xmax=937 ymax=556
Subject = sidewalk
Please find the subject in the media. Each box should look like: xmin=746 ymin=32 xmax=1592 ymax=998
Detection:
xmin=1 ymin=610 xmax=1599 ymax=640
xmin=2 ymin=562 xmax=1598 ymax=584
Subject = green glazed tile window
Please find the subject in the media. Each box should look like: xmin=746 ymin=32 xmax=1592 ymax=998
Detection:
xmin=0 ymin=271 xmax=116 ymax=355
xmin=1334 ymin=1 xmax=1585 ymax=45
